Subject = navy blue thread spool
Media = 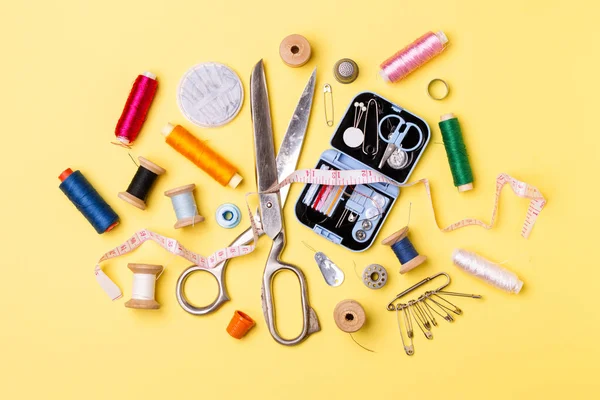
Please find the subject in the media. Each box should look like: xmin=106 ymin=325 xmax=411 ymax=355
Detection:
xmin=59 ymin=168 xmax=119 ymax=234
xmin=118 ymin=157 xmax=166 ymax=210
xmin=382 ymin=226 xmax=427 ymax=274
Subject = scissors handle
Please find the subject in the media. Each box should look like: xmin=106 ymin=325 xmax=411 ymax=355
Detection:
xmin=261 ymin=232 xmax=320 ymax=346
xmin=378 ymin=114 xmax=423 ymax=152
xmin=176 ymin=226 xmax=260 ymax=315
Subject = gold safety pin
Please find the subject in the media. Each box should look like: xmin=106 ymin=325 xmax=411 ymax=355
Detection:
xmin=324 ymin=84 xmax=334 ymax=127
xmin=386 ymin=272 xmax=451 ymax=311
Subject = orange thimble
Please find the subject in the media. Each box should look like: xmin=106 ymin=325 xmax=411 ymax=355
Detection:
xmin=226 ymin=310 xmax=255 ymax=339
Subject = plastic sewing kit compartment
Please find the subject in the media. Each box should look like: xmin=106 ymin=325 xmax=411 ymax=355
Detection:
xmin=294 ymin=91 xmax=430 ymax=251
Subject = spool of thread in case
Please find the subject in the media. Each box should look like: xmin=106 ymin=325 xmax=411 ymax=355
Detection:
xmin=382 ymin=226 xmax=427 ymax=274
xmin=226 ymin=310 xmax=256 ymax=339
xmin=125 ymin=263 xmax=163 ymax=309
xmin=164 ymin=184 xmax=205 ymax=229
xmin=452 ymin=249 xmax=524 ymax=294
xmin=59 ymin=168 xmax=119 ymax=234
xmin=333 ymin=299 xmax=366 ymax=333
xmin=161 ymin=123 xmax=243 ymax=188
xmin=439 ymin=113 xmax=474 ymax=192
xmin=279 ymin=34 xmax=312 ymax=67
xmin=115 ymin=72 xmax=158 ymax=146
xmin=118 ymin=157 xmax=166 ymax=210
xmin=380 ymin=31 xmax=448 ymax=83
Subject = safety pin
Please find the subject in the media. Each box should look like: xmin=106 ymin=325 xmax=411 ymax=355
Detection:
xmin=438 ymin=291 xmax=483 ymax=299
xmin=417 ymin=297 xmax=438 ymax=327
xmin=412 ymin=300 xmax=433 ymax=330
xmin=428 ymin=293 xmax=463 ymax=315
xmin=396 ymin=304 xmax=414 ymax=356
xmin=421 ymin=293 xmax=454 ymax=322
xmin=386 ymin=272 xmax=451 ymax=311
xmin=324 ymin=84 xmax=334 ymax=127
xmin=408 ymin=300 xmax=433 ymax=339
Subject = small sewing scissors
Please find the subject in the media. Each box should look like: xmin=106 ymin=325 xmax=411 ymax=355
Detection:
xmin=377 ymin=114 xmax=423 ymax=168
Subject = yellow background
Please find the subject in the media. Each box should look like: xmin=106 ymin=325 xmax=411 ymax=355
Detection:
xmin=1 ymin=0 xmax=598 ymax=398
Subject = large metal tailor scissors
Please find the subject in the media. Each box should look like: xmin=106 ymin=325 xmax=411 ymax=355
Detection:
xmin=249 ymin=60 xmax=320 ymax=345
xmin=176 ymin=61 xmax=319 ymax=345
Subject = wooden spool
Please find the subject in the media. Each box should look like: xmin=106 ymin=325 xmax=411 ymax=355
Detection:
xmin=279 ymin=34 xmax=311 ymax=67
xmin=164 ymin=183 xmax=205 ymax=229
xmin=125 ymin=263 xmax=163 ymax=310
xmin=118 ymin=157 xmax=166 ymax=210
xmin=382 ymin=226 xmax=427 ymax=274
xmin=333 ymin=300 xmax=366 ymax=333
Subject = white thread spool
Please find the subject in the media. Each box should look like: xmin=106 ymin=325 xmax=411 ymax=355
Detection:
xmin=125 ymin=263 xmax=163 ymax=309
xmin=164 ymin=184 xmax=205 ymax=229
xmin=452 ymin=249 xmax=523 ymax=294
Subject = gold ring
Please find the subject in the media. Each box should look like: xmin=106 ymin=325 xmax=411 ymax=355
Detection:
xmin=427 ymin=78 xmax=449 ymax=100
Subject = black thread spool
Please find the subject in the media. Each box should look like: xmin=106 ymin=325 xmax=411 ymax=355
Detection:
xmin=118 ymin=157 xmax=166 ymax=210
xmin=382 ymin=226 xmax=427 ymax=274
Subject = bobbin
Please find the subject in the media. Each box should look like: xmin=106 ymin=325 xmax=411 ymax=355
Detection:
xmin=125 ymin=263 xmax=163 ymax=310
xmin=333 ymin=300 xmax=366 ymax=333
xmin=362 ymin=264 xmax=387 ymax=289
xmin=215 ymin=203 xmax=241 ymax=229
xmin=118 ymin=157 xmax=166 ymax=210
xmin=382 ymin=226 xmax=427 ymax=274
xmin=279 ymin=34 xmax=312 ymax=67
xmin=164 ymin=184 xmax=205 ymax=229
xmin=440 ymin=113 xmax=473 ymax=192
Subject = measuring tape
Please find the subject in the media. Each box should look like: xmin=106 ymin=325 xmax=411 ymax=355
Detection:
xmin=95 ymin=169 xmax=546 ymax=300
xmin=95 ymin=227 xmax=259 ymax=300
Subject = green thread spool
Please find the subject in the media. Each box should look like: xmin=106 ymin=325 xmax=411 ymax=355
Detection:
xmin=439 ymin=113 xmax=474 ymax=192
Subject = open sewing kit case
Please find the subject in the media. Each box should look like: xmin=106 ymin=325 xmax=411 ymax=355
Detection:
xmin=294 ymin=91 xmax=431 ymax=251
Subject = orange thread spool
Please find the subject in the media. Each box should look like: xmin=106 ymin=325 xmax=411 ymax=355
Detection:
xmin=161 ymin=123 xmax=243 ymax=188
xmin=226 ymin=310 xmax=255 ymax=339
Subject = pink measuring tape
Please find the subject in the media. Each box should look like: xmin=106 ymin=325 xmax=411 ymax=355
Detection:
xmin=95 ymin=169 xmax=546 ymax=300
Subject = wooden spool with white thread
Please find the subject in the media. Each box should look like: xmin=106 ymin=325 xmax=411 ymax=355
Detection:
xmin=125 ymin=263 xmax=163 ymax=310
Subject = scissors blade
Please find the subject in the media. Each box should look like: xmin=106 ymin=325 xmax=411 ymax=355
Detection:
xmin=277 ymin=68 xmax=316 ymax=205
xmin=250 ymin=60 xmax=283 ymax=239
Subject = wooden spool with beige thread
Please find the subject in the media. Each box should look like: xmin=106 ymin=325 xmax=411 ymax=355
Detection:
xmin=333 ymin=299 xmax=366 ymax=333
xmin=382 ymin=226 xmax=427 ymax=274
xmin=118 ymin=157 xmax=166 ymax=210
xmin=125 ymin=263 xmax=163 ymax=310
xmin=164 ymin=184 xmax=205 ymax=229
xmin=279 ymin=34 xmax=312 ymax=67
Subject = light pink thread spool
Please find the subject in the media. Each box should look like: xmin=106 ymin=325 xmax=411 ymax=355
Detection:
xmin=380 ymin=31 xmax=448 ymax=83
